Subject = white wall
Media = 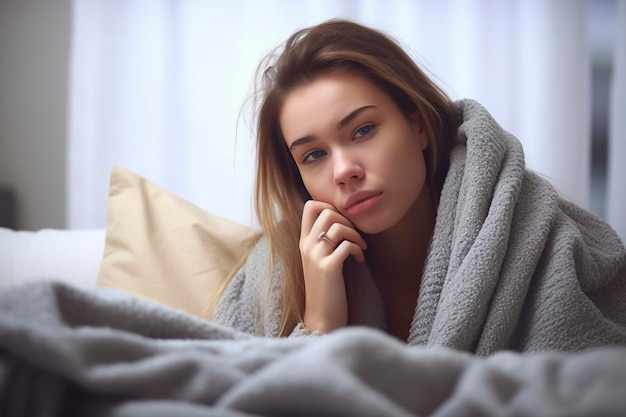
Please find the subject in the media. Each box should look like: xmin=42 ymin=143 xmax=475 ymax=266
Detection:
xmin=0 ymin=0 xmax=71 ymax=230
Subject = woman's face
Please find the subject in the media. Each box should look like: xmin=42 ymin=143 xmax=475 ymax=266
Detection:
xmin=279 ymin=71 xmax=429 ymax=235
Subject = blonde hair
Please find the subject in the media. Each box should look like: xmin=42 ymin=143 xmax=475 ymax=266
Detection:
xmin=219 ymin=19 xmax=458 ymax=335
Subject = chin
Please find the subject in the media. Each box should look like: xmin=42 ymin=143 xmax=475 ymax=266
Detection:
xmin=351 ymin=206 xmax=413 ymax=236
xmin=352 ymin=218 xmax=394 ymax=236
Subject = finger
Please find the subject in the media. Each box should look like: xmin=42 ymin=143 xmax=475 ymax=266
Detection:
xmin=326 ymin=223 xmax=367 ymax=250
xmin=316 ymin=208 xmax=356 ymax=231
xmin=333 ymin=240 xmax=366 ymax=263
xmin=302 ymin=201 xmax=357 ymax=243
xmin=301 ymin=200 xmax=335 ymax=235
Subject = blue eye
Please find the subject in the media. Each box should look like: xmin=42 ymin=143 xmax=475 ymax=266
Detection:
xmin=302 ymin=149 xmax=326 ymax=164
xmin=354 ymin=124 xmax=375 ymax=138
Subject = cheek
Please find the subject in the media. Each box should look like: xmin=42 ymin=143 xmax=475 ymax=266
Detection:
xmin=299 ymin=172 xmax=325 ymax=200
xmin=390 ymin=143 xmax=428 ymax=188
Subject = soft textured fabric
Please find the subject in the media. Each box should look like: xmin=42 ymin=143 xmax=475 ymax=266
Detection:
xmin=96 ymin=165 xmax=262 ymax=318
xmin=213 ymin=99 xmax=626 ymax=354
xmin=0 ymin=227 xmax=105 ymax=287
xmin=3 ymin=281 xmax=626 ymax=417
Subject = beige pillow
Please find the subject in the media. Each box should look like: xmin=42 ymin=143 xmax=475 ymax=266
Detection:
xmin=96 ymin=165 xmax=261 ymax=318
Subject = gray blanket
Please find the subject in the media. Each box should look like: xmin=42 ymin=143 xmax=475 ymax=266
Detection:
xmin=214 ymin=99 xmax=626 ymax=353
xmin=415 ymin=99 xmax=626 ymax=352
xmin=2 ymin=281 xmax=626 ymax=417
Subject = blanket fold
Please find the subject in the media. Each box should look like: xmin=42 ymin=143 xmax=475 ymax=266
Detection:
xmin=411 ymin=100 xmax=626 ymax=354
xmin=2 ymin=281 xmax=626 ymax=417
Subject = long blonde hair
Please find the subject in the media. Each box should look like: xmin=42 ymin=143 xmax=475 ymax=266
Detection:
xmin=220 ymin=19 xmax=458 ymax=335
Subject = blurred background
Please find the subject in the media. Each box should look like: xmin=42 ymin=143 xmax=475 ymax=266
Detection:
xmin=0 ymin=0 xmax=624 ymax=242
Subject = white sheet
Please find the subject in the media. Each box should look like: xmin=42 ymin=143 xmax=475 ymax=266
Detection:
xmin=0 ymin=227 xmax=105 ymax=287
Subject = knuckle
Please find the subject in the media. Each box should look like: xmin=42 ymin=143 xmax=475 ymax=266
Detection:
xmin=303 ymin=199 xmax=315 ymax=210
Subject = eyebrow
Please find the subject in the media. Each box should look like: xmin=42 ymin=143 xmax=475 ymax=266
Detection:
xmin=288 ymin=105 xmax=377 ymax=151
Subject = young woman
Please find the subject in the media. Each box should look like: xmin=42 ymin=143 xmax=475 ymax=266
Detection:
xmin=211 ymin=19 xmax=626 ymax=354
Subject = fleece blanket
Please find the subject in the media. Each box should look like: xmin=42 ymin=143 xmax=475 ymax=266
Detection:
xmin=214 ymin=99 xmax=626 ymax=354
xmin=2 ymin=281 xmax=626 ymax=417
xmin=413 ymin=99 xmax=626 ymax=353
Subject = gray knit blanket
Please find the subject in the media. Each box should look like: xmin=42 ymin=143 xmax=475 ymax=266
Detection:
xmin=214 ymin=99 xmax=626 ymax=353
xmin=2 ymin=280 xmax=626 ymax=417
xmin=414 ymin=99 xmax=626 ymax=353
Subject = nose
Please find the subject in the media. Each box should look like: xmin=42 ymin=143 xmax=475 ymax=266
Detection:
xmin=333 ymin=150 xmax=364 ymax=185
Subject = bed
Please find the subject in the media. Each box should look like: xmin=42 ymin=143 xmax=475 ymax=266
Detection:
xmin=2 ymin=167 xmax=626 ymax=417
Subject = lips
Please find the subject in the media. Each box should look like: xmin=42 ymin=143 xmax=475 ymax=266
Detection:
xmin=344 ymin=190 xmax=383 ymax=213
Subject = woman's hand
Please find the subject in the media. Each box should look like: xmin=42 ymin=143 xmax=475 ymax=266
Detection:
xmin=299 ymin=200 xmax=367 ymax=334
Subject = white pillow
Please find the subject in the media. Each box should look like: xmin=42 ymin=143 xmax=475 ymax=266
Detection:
xmin=0 ymin=227 xmax=106 ymax=287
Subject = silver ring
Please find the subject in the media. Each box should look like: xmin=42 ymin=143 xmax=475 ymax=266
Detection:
xmin=317 ymin=231 xmax=337 ymax=248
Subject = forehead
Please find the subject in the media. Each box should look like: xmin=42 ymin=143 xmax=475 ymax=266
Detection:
xmin=279 ymin=71 xmax=392 ymax=141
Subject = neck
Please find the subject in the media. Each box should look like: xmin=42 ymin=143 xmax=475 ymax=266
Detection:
xmin=362 ymin=186 xmax=437 ymax=341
